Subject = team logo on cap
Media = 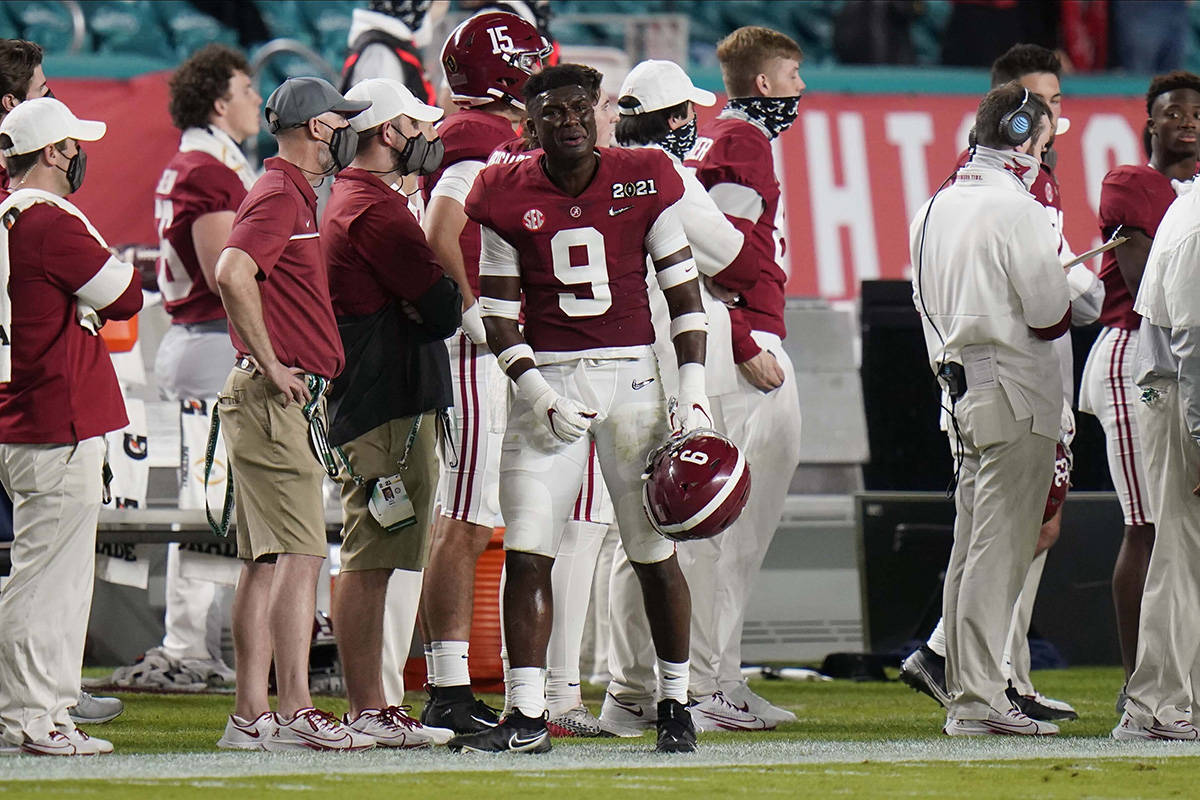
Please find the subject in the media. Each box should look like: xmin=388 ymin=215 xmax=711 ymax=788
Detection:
xmin=523 ymin=209 xmax=544 ymax=230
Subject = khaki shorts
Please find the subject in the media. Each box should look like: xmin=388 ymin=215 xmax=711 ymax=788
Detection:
xmin=338 ymin=412 xmax=440 ymax=572
xmin=218 ymin=366 xmax=328 ymax=561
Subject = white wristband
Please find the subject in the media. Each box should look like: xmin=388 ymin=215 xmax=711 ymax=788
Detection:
xmin=497 ymin=343 xmax=535 ymax=375
xmin=670 ymin=312 xmax=707 ymax=339
xmin=655 ymin=258 xmax=698 ymax=290
xmin=480 ymin=296 xmax=522 ymax=320
xmin=677 ymin=361 xmax=705 ymax=397
xmin=515 ymin=366 xmax=553 ymax=403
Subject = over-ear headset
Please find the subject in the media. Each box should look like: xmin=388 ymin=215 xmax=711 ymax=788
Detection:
xmin=998 ymin=87 xmax=1036 ymax=147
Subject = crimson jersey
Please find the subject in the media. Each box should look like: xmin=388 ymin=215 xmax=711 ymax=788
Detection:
xmin=154 ymin=151 xmax=248 ymax=323
xmin=1097 ymin=164 xmax=1178 ymax=330
xmin=686 ymin=117 xmax=786 ymax=363
xmin=420 ymin=108 xmax=518 ymax=296
xmin=465 ymin=147 xmax=685 ymax=354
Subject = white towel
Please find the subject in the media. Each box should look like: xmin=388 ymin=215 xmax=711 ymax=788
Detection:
xmin=178 ymin=126 xmax=258 ymax=191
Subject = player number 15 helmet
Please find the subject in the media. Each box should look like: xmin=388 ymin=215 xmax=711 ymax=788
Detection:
xmin=441 ymin=11 xmax=551 ymax=110
xmin=642 ymin=429 xmax=752 ymax=542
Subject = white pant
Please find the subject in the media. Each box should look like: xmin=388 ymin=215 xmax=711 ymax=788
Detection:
xmin=1126 ymin=378 xmax=1200 ymax=726
xmin=1079 ymin=326 xmax=1152 ymax=525
xmin=0 ymin=438 xmax=104 ymax=744
xmin=381 ymin=568 xmax=425 ymax=706
xmin=500 ymin=352 xmax=673 ymax=565
xmin=437 ymin=333 xmax=504 ymax=527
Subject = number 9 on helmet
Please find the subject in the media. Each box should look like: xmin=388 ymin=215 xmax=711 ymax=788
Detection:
xmin=642 ymin=429 xmax=752 ymax=542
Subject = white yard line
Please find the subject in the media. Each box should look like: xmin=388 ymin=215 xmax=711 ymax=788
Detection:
xmin=1 ymin=738 xmax=1197 ymax=783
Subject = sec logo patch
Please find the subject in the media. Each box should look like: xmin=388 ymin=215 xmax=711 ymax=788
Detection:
xmin=523 ymin=209 xmax=544 ymax=231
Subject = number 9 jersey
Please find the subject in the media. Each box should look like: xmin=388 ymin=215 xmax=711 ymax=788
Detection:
xmin=464 ymin=147 xmax=686 ymax=359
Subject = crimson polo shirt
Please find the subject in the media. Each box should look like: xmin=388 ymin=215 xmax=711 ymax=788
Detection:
xmin=0 ymin=203 xmax=143 ymax=443
xmin=224 ymin=156 xmax=344 ymax=379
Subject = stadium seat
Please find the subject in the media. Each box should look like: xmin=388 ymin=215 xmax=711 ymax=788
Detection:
xmin=0 ymin=4 xmax=18 ymax=41
xmin=84 ymin=1 xmax=173 ymax=61
xmin=297 ymin=1 xmax=355 ymax=67
xmin=153 ymin=1 xmax=238 ymax=60
xmin=910 ymin=0 xmax=951 ymax=66
xmin=254 ymin=0 xmax=315 ymax=48
xmin=7 ymin=0 xmax=81 ymax=55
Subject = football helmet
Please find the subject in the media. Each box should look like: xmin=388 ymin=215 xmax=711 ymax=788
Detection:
xmin=642 ymin=429 xmax=751 ymax=542
xmin=440 ymin=11 xmax=551 ymax=109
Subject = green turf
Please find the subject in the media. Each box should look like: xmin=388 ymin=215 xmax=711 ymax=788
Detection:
xmin=8 ymin=666 xmax=1200 ymax=799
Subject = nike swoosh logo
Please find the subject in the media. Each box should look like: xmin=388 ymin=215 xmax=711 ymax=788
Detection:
xmin=470 ymin=715 xmax=498 ymax=727
xmin=609 ymin=206 xmax=632 ymax=216
xmin=731 ymin=701 xmax=751 ymax=714
xmin=631 ymin=377 xmax=655 ymax=390
xmin=607 ymin=693 xmax=644 ymax=717
xmin=508 ymin=731 xmax=546 ymax=749
xmin=235 ymin=727 xmax=262 ymax=739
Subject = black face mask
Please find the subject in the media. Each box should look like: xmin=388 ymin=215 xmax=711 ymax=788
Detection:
xmin=661 ymin=116 xmax=697 ymax=160
xmin=394 ymin=128 xmax=444 ymax=175
xmin=318 ymin=119 xmax=357 ymax=173
xmin=57 ymin=146 xmax=86 ymax=193
xmin=727 ymin=96 xmax=801 ymax=139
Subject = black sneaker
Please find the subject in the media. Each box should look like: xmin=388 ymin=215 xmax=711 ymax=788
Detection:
xmin=424 ymin=686 xmax=501 ymax=735
xmin=655 ymin=699 xmax=696 ymax=753
xmin=446 ymin=710 xmax=551 ymax=753
xmin=1006 ymin=683 xmax=1078 ymax=722
xmin=419 ymin=685 xmax=437 ymax=726
xmin=899 ymin=645 xmax=950 ymax=707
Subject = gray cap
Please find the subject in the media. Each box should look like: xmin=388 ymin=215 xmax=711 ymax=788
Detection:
xmin=264 ymin=76 xmax=372 ymax=133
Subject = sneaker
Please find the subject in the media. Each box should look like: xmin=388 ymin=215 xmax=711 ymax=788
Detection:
xmin=20 ymin=729 xmax=107 ymax=756
xmin=598 ymin=692 xmax=655 ymax=738
xmin=217 ymin=711 xmax=275 ymax=751
xmin=1112 ymin=710 xmax=1199 ymax=741
xmin=900 ymin=646 xmax=951 ymax=708
xmin=1006 ymin=684 xmax=1078 ymax=722
xmin=265 ymin=708 xmax=375 ymax=751
xmin=179 ymin=657 xmax=237 ymax=688
xmin=446 ymin=710 xmax=551 ymax=754
xmin=655 ymin=699 xmax=697 ymax=753
xmin=720 ymin=680 xmax=797 ymax=724
xmin=61 ymin=728 xmax=112 ymax=755
xmin=345 ymin=706 xmax=453 ymax=748
xmin=547 ymin=705 xmax=614 ymax=738
xmin=943 ymin=707 xmax=1059 ymax=736
xmin=110 ymin=647 xmax=206 ymax=692
xmin=688 ymin=691 xmax=775 ymax=732
xmin=424 ymin=690 xmax=501 ymax=735
xmin=69 ymin=691 xmax=124 ymax=725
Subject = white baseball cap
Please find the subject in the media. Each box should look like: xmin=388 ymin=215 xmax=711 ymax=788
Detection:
xmin=0 ymin=97 xmax=105 ymax=156
xmin=617 ymin=60 xmax=716 ymax=116
xmin=345 ymin=78 xmax=444 ymax=132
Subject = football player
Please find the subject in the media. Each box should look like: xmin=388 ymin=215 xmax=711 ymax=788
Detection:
xmin=447 ymin=63 xmax=708 ymax=754
xmin=418 ymin=10 xmax=550 ymax=733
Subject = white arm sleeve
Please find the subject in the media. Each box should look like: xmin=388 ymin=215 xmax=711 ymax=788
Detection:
xmin=429 ymin=159 xmax=486 ymax=205
xmin=644 ymin=201 xmax=690 ymax=262
xmin=679 ymin=167 xmax=744 ymax=277
xmin=707 ymin=181 xmax=765 ymax=222
xmin=478 ymin=225 xmax=520 ymax=279
xmin=75 ymin=254 xmax=136 ymax=311
xmin=1006 ymin=206 xmax=1071 ymax=330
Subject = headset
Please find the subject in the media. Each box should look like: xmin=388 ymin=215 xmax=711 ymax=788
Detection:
xmin=998 ymin=87 xmax=1037 ymax=147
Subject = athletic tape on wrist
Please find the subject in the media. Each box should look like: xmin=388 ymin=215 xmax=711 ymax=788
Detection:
xmin=669 ymin=312 xmax=708 ymax=339
xmin=497 ymin=342 xmax=535 ymax=374
xmin=677 ymin=361 xmax=706 ymax=396
xmin=655 ymin=257 xmax=698 ymax=290
xmin=480 ymin=296 xmax=522 ymax=320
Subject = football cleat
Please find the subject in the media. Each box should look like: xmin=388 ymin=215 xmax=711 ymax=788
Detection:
xmin=642 ymin=429 xmax=751 ymax=542
xmin=900 ymin=645 xmax=951 ymax=708
xmin=424 ymin=691 xmax=501 ymax=735
xmin=441 ymin=12 xmax=552 ymax=110
xmin=1006 ymin=684 xmax=1077 ymax=722
xmin=547 ymin=705 xmax=614 ymax=738
xmin=446 ymin=711 xmax=551 ymax=754
xmin=687 ymin=691 xmax=775 ymax=732
xmin=265 ymin=707 xmax=375 ymax=752
xmin=655 ymin=699 xmax=697 ymax=753
xmin=598 ymin=692 xmax=655 ymax=738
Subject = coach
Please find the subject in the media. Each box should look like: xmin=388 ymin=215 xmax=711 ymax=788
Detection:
xmin=0 ymin=98 xmax=141 ymax=755
xmin=212 ymin=77 xmax=374 ymax=752
xmin=909 ymin=82 xmax=1070 ymax=737
xmin=323 ymin=77 xmax=459 ymax=746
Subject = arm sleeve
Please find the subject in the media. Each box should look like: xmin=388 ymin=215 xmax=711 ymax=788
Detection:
xmin=679 ymin=167 xmax=747 ymax=280
xmin=223 ymin=190 xmax=296 ymax=278
xmin=430 ymin=159 xmax=486 ymax=205
xmin=477 ymin=225 xmax=520 ymax=281
xmin=349 ymin=205 xmax=442 ymax=301
xmin=1006 ymin=205 xmax=1071 ymax=331
xmin=43 ymin=213 xmax=141 ymax=320
xmin=645 ymin=201 xmax=690 ymax=261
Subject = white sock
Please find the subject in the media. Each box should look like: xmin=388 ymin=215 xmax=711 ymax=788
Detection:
xmin=424 ymin=645 xmax=436 ymax=686
xmin=508 ymin=666 xmax=547 ymax=718
xmin=547 ymin=667 xmax=583 ymax=716
xmin=432 ymin=641 xmax=470 ymax=687
xmin=926 ymin=618 xmax=946 ymax=658
xmin=657 ymin=658 xmax=689 ymax=705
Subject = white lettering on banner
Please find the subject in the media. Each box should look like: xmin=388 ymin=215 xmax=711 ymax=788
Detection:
xmin=803 ymin=111 xmax=880 ymax=298
xmin=885 ymin=112 xmax=935 ymax=225
xmin=1082 ymin=114 xmax=1140 ymax=213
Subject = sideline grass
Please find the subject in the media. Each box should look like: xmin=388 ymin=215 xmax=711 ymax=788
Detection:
xmin=7 ymin=666 xmax=1200 ymax=799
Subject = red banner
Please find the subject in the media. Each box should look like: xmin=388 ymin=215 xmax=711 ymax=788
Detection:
xmin=50 ymin=75 xmax=1148 ymax=301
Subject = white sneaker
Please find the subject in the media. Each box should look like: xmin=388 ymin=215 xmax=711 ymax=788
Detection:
xmin=69 ymin=691 xmax=124 ymax=725
xmin=547 ymin=705 xmax=613 ymax=738
xmin=266 ymin=707 xmax=375 ymax=751
xmin=720 ymin=681 xmax=797 ymax=724
xmin=61 ymin=727 xmax=112 ymax=755
xmin=688 ymin=691 xmax=776 ymax=732
xmin=345 ymin=707 xmax=451 ymax=747
xmin=598 ymin=692 xmax=655 ymax=738
xmin=943 ymin=707 xmax=1058 ymax=736
xmin=1112 ymin=710 xmax=1200 ymax=741
xmin=20 ymin=729 xmax=107 ymax=756
xmin=110 ymin=647 xmax=207 ymax=692
xmin=217 ymin=712 xmax=275 ymax=750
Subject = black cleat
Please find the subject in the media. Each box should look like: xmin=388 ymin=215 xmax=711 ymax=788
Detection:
xmin=419 ymin=685 xmax=437 ymax=726
xmin=899 ymin=645 xmax=951 ymax=708
xmin=446 ymin=711 xmax=551 ymax=753
xmin=1006 ymin=684 xmax=1078 ymax=722
xmin=655 ymin=699 xmax=697 ymax=753
xmin=423 ymin=686 xmax=501 ymax=735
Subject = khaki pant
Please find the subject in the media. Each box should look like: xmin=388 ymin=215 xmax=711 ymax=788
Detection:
xmin=0 ymin=437 xmax=104 ymax=745
xmin=338 ymin=412 xmax=439 ymax=572
xmin=218 ymin=366 xmax=327 ymax=561
xmin=943 ymin=386 xmax=1055 ymax=720
xmin=1126 ymin=378 xmax=1200 ymax=726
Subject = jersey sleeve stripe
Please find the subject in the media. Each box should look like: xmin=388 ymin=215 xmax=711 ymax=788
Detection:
xmin=708 ymin=182 xmax=765 ymax=222
xmin=75 ymin=254 xmax=136 ymax=311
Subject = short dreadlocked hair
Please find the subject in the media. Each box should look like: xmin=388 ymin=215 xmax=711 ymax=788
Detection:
xmin=1145 ymin=70 xmax=1200 ymax=115
xmin=522 ymin=63 xmax=602 ymax=107
xmin=990 ymin=44 xmax=1061 ymax=87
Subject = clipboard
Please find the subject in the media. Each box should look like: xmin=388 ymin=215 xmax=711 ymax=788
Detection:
xmin=1062 ymin=235 xmax=1128 ymax=269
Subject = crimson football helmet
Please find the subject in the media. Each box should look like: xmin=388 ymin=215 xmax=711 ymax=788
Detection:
xmin=642 ymin=429 xmax=752 ymax=542
xmin=440 ymin=11 xmax=551 ymax=109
